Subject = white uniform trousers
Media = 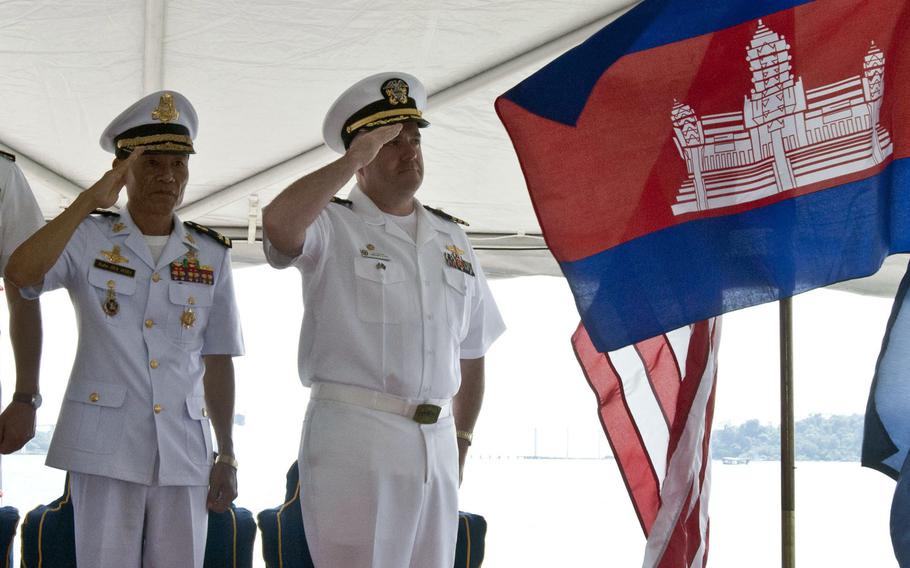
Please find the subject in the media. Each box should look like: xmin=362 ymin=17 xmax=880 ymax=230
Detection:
xmin=299 ymin=397 xmax=459 ymax=568
xmin=70 ymin=471 xmax=208 ymax=568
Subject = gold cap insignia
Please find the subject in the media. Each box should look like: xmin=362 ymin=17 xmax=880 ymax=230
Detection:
xmin=382 ymin=79 xmax=409 ymax=105
xmin=151 ymin=93 xmax=180 ymax=123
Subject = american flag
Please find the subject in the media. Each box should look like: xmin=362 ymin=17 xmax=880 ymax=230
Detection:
xmin=572 ymin=318 xmax=720 ymax=567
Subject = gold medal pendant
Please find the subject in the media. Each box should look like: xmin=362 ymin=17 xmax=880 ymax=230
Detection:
xmin=180 ymin=295 xmax=196 ymax=328
xmin=180 ymin=307 xmax=196 ymax=329
xmin=102 ymin=280 xmax=119 ymax=316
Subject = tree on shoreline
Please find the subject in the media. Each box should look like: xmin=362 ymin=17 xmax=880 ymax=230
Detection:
xmin=712 ymin=414 xmax=863 ymax=461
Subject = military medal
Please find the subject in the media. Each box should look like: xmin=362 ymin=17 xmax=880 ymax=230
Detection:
xmin=180 ymin=296 xmax=197 ymax=328
xmin=170 ymin=251 xmax=215 ymax=285
xmin=444 ymin=245 xmax=475 ymax=276
xmin=102 ymin=280 xmax=119 ymax=316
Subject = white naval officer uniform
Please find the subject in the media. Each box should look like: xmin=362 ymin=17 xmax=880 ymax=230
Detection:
xmin=22 ymin=207 xmax=244 ymax=567
xmin=0 ymin=152 xmax=45 ymax=479
xmin=264 ymin=185 xmax=505 ymax=567
xmin=0 ymin=154 xmax=45 ymax=275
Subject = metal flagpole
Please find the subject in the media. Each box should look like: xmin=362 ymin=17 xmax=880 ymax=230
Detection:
xmin=780 ymin=297 xmax=796 ymax=567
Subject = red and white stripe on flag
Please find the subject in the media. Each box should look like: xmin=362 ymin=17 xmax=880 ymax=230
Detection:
xmin=572 ymin=318 xmax=721 ymax=568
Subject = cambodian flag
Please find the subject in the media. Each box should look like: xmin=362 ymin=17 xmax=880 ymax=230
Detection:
xmin=497 ymin=0 xmax=909 ymax=353
xmin=498 ymin=1 xmax=909 ymax=566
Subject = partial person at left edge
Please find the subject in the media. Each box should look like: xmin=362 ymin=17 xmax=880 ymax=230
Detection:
xmin=0 ymin=150 xmax=44 ymax=455
xmin=4 ymin=91 xmax=244 ymax=568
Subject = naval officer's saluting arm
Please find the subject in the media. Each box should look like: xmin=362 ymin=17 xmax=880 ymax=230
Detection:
xmin=5 ymin=149 xmax=145 ymax=289
xmin=262 ymin=124 xmax=403 ymax=258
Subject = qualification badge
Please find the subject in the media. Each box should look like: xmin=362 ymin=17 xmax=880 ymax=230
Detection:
xmin=101 ymin=245 xmax=129 ymax=264
xmin=102 ymin=280 xmax=119 ymax=316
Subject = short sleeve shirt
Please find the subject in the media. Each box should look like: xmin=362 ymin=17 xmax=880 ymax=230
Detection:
xmin=264 ymin=186 xmax=505 ymax=401
xmin=0 ymin=157 xmax=44 ymax=274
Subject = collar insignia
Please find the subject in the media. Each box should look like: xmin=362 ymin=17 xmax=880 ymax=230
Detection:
xmin=112 ymin=222 xmax=126 ymax=233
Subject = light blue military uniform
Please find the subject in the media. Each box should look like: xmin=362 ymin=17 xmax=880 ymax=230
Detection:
xmin=21 ymin=90 xmax=244 ymax=568
xmin=23 ymin=208 xmax=243 ymax=485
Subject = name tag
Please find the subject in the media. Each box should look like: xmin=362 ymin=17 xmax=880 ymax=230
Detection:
xmin=94 ymin=259 xmax=136 ymax=278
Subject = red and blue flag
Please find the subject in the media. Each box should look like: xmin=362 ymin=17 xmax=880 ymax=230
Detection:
xmin=498 ymin=1 xmax=909 ymax=566
xmin=497 ymin=0 xmax=909 ymax=352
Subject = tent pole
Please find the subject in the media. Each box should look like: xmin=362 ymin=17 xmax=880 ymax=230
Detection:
xmin=780 ymin=297 xmax=796 ymax=567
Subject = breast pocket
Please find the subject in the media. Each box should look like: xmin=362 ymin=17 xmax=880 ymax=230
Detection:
xmin=354 ymin=257 xmax=410 ymax=323
xmin=167 ymin=282 xmax=215 ymax=345
xmin=55 ymin=381 xmax=127 ymax=455
xmin=443 ymin=268 xmax=472 ymax=337
xmin=88 ymin=267 xmax=137 ymax=328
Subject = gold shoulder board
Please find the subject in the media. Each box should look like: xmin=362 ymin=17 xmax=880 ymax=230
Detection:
xmin=183 ymin=221 xmax=232 ymax=248
xmin=423 ymin=205 xmax=469 ymax=226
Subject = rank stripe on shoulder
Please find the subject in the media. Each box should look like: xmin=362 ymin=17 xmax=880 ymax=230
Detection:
xmin=183 ymin=221 xmax=232 ymax=248
xmin=331 ymin=196 xmax=353 ymax=208
xmin=0 ymin=150 xmax=15 ymax=162
xmin=423 ymin=205 xmax=469 ymax=226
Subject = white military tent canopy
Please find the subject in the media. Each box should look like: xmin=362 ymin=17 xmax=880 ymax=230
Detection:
xmin=1 ymin=0 xmax=902 ymax=294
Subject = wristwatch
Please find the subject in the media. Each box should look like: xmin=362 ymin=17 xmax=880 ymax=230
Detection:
xmin=214 ymin=453 xmax=238 ymax=469
xmin=12 ymin=392 xmax=42 ymax=409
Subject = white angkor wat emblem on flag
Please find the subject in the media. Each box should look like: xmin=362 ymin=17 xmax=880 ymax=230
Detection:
xmin=669 ymin=20 xmax=891 ymax=216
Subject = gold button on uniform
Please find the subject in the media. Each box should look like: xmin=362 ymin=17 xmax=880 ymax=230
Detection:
xmin=152 ymin=272 xmax=161 ymax=282
xmin=89 ymin=392 xmax=100 ymax=403
xmin=154 ymin=404 xmax=163 ymax=414
xmin=202 ymin=408 xmax=208 ymax=417
xmin=150 ymin=359 xmax=159 ymax=369
xmin=145 ymin=319 xmax=154 ymax=328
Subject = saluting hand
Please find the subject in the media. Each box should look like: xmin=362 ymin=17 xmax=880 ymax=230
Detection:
xmin=346 ymin=124 xmax=403 ymax=169
xmin=85 ymin=147 xmax=145 ymax=210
